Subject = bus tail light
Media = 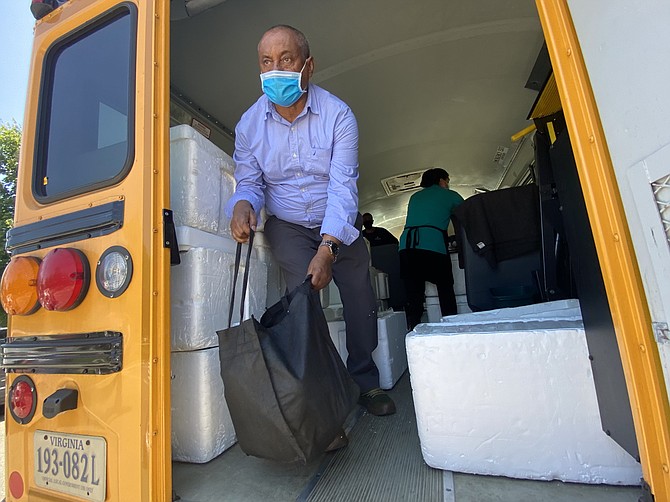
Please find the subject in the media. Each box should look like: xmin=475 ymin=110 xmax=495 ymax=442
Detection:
xmin=96 ymin=246 xmax=133 ymax=297
xmin=9 ymin=375 xmax=38 ymax=424
xmin=37 ymin=248 xmax=90 ymax=311
xmin=0 ymin=256 xmax=41 ymax=315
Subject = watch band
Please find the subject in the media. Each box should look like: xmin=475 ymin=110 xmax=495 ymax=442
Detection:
xmin=319 ymin=240 xmax=339 ymax=262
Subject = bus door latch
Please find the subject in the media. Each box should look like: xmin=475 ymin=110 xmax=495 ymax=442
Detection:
xmin=163 ymin=209 xmax=181 ymax=265
xmin=43 ymin=389 xmax=79 ymax=419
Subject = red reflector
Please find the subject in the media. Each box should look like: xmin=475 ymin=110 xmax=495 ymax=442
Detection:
xmin=37 ymin=248 xmax=90 ymax=311
xmin=9 ymin=471 xmax=24 ymax=499
xmin=11 ymin=381 xmax=34 ymax=419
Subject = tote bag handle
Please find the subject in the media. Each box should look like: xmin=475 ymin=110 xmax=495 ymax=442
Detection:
xmin=227 ymin=229 xmax=255 ymax=329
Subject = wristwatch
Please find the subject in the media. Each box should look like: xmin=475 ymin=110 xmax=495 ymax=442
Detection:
xmin=319 ymin=240 xmax=339 ymax=262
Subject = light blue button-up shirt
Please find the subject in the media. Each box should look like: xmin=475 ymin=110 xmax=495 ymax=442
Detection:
xmin=225 ymin=84 xmax=360 ymax=245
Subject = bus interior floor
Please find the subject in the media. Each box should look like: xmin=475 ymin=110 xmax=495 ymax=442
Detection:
xmin=171 ymin=372 xmax=644 ymax=502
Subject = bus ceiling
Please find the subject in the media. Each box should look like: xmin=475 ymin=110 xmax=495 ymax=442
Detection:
xmin=171 ymin=0 xmax=228 ymax=20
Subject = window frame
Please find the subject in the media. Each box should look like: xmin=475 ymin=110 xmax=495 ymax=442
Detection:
xmin=33 ymin=2 xmax=138 ymax=203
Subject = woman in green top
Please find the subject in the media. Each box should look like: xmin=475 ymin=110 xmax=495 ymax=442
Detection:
xmin=399 ymin=168 xmax=464 ymax=329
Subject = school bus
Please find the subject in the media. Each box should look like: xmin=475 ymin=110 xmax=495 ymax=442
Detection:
xmin=1 ymin=0 xmax=669 ymax=501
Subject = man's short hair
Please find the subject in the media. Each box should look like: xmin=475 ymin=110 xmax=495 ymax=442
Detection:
xmin=264 ymin=24 xmax=310 ymax=60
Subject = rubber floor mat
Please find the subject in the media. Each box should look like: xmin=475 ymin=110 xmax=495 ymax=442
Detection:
xmin=302 ymin=372 xmax=442 ymax=502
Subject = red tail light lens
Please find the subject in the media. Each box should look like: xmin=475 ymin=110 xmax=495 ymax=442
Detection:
xmin=37 ymin=248 xmax=90 ymax=311
xmin=9 ymin=375 xmax=37 ymax=424
xmin=0 ymin=256 xmax=41 ymax=315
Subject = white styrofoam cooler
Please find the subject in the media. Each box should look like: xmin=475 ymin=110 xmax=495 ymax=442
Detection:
xmin=170 ymin=125 xmax=236 ymax=236
xmin=328 ymin=310 xmax=408 ymax=390
xmin=171 ymin=348 xmax=236 ymax=463
xmin=171 ymin=227 xmax=268 ymax=351
xmin=441 ymin=298 xmax=581 ymax=323
xmin=406 ymin=319 xmax=641 ymax=485
xmin=425 ymin=281 xmax=471 ymax=321
xmin=455 ymin=294 xmax=471 ymax=314
xmin=321 ymin=268 xmax=388 ymax=321
xmin=451 ymin=252 xmax=465 ymax=296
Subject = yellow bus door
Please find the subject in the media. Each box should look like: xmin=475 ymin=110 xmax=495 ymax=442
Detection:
xmin=537 ymin=0 xmax=670 ymax=499
xmin=1 ymin=0 xmax=171 ymax=500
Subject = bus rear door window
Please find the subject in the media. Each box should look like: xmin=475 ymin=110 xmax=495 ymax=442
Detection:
xmin=34 ymin=6 xmax=136 ymax=202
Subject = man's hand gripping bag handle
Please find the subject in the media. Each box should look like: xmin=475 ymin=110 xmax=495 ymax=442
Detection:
xmin=227 ymin=229 xmax=255 ymax=329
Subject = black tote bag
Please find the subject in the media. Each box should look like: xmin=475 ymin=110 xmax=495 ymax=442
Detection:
xmin=217 ymin=232 xmax=359 ymax=463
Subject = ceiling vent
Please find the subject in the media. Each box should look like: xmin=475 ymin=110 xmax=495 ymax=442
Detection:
xmin=381 ymin=170 xmax=425 ymax=196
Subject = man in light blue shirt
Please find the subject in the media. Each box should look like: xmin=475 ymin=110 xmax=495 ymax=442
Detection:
xmin=226 ymin=25 xmax=396 ymax=427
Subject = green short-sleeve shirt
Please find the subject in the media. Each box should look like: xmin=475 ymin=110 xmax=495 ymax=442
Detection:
xmin=399 ymin=185 xmax=464 ymax=254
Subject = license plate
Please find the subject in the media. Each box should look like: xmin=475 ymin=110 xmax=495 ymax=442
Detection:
xmin=34 ymin=430 xmax=106 ymax=502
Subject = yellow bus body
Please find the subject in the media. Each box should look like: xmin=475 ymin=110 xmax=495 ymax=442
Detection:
xmin=5 ymin=0 xmax=170 ymax=500
xmin=3 ymin=0 xmax=669 ymax=501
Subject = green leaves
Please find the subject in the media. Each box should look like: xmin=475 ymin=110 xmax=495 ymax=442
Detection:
xmin=0 ymin=121 xmax=21 ymax=326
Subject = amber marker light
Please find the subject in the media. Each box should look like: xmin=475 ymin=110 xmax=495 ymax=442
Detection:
xmin=0 ymin=256 xmax=42 ymax=315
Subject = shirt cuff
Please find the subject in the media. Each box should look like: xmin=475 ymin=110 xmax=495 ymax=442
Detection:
xmin=321 ymin=215 xmax=360 ymax=246
xmin=224 ymin=191 xmax=264 ymax=224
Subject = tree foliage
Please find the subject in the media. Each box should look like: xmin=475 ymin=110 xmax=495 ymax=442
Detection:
xmin=0 ymin=121 xmax=21 ymax=326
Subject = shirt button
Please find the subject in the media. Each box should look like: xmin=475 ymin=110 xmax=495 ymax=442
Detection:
xmin=293 ymin=153 xmax=297 ymax=158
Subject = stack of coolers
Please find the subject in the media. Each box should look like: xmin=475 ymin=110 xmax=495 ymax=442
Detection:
xmin=323 ymin=266 xmax=409 ymax=390
xmin=169 ymin=125 xmax=279 ymax=463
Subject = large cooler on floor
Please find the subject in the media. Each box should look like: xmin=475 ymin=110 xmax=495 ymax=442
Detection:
xmin=171 ymin=348 xmax=236 ymax=463
xmin=406 ymin=317 xmax=641 ymax=485
xmin=327 ymin=310 xmax=408 ymax=390
xmin=440 ymin=298 xmax=581 ymax=324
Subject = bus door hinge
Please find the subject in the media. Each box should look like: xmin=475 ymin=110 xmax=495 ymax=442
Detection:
xmin=653 ymin=322 xmax=670 ymax=344
xmin=163 ymin=209 xmax=181 ymax=265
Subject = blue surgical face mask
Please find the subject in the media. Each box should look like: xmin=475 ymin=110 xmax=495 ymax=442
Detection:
xmin=260 ymin=59 xmax=308 ymax=107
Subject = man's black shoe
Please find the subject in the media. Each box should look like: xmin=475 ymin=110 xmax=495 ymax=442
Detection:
xmin=358 ymin=388 xmax=396 ymax=416
xmin=325 ymin=429 xmax=348 ymax=452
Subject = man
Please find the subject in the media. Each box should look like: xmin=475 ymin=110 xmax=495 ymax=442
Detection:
xmin=362 ymin=212 xmax=399 ymax=247
xmin=225 ymin=25 xmax=396 ymax=426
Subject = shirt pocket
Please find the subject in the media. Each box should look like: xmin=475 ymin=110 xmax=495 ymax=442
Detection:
xmin=306 ymin=146 xmax=332 ymax=180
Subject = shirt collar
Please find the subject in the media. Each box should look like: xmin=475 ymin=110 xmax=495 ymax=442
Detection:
xmin=263 ymin=83 xmax=319 ymax=122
